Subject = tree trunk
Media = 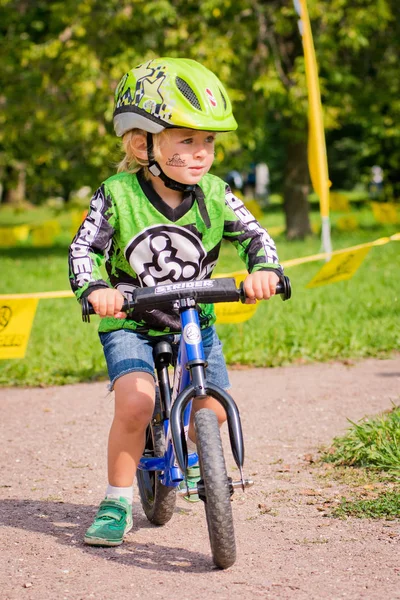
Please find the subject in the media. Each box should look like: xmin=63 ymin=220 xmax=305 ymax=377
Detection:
xmin=4 ymin=163 xmax=27 ymax=205
xmin=283 ymin=139 xmax=312 ymax=239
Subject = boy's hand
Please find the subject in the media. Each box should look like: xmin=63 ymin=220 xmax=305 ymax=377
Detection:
xmin=243 ymin=271 xmax=280 ymax=304
xmin=87 ymin=288 xmax=126 ymax=318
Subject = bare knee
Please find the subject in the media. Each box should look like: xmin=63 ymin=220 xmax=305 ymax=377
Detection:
xmin=192 ymin=396 xmax=227 ymax=427
xmin=113 ymin=372 xmax=155 ymax=431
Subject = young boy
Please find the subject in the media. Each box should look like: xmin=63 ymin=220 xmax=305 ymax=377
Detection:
xmin=69 ymin=57 xmax=283 ymax=546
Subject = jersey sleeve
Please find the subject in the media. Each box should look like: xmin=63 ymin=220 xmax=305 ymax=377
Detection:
xmin=222 ymin=186 xmax=283 ymax=275
xmin=68 ymin=184 xmax=116 ymax=300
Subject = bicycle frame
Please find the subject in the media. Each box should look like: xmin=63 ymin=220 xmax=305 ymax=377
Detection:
xmin=136 ymin=301 xmax=204 ymax=487
xmin=136 ymin=298 xmax=244 ymax=488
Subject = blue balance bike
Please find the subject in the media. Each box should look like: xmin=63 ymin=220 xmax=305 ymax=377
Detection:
xmin=82 ymin=275 xmax=291 ymax=569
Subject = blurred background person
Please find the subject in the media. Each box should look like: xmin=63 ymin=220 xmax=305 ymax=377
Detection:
xmin=369 ymin=165 xmax=384 ymax=201
xmin=255 ymin=162 xmax=270 ymax=208
xmin=225 ymin=169 xmax=244 ymax=195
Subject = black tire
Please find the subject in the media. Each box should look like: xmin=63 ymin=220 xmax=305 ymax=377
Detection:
xmin=194 ymin=408 xmax=236 ymax=569
xmin=137 ymin=398 xmax=176 ymax=525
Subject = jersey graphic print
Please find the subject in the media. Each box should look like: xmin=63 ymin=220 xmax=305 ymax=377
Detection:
xmin=69 ymin=185 xmax=113 ymax=288
xmin=125 ymin=224 xmax=207 ymax=287
xmin=225 ymin=189 xmax=279 ymax=265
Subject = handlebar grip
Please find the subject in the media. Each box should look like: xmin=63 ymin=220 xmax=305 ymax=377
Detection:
xmin=239 ymin=275 xmax=291 ymax=302
xmin=81 ymin=297 xmax=134 ymax=323
xmin=81 ymin=297 xmax=91 ymax=322
xmin=276 ymin=275 xmax=291 ymax=301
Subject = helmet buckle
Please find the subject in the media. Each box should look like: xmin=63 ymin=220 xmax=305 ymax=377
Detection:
xmin=149 ymin=163 xmax=161 ymax=177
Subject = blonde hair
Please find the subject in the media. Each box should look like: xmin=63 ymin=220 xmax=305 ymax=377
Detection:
xmin=117 ymin=128 xmax=168 ymax=176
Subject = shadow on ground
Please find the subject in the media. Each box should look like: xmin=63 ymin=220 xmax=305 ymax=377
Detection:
xmin=0 ymin=499 xmax=212 ymax=573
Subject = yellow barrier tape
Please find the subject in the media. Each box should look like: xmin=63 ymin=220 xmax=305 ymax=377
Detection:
xmin=0 ymin=299 xmax=38 ymax=359
xmin=282 ymin=233 xmax=399 ymax=268
xmin=0 ymin=233 xmax=398 ymax=300
xmin=214 ymin=233 xmax=399 ymax=277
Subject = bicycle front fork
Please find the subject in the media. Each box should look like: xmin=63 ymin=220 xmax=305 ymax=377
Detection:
xmin=170 ymin=381 xmax=251 ymax=491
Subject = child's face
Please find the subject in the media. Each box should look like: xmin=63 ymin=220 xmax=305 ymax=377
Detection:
xmin=157 ymin=129 xmax=216 ymax=185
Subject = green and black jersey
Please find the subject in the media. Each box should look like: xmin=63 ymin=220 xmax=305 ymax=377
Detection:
xmin=69 ymin=170 xmax=283 ymax=335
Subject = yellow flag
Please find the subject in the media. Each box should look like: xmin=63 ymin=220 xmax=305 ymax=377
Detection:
xmin=214 ymin=274 xmax=258 ymax=323
xmin=243 ymin=199 xmax=263 ymax=221
xmin=0 ymin=299 xmax=38 ymax=359
xmin=268 ymin=225 xmax=285 ymax=237
xmin=0 ymin=225 xmax=30 ymax=247
xmin=307 ymin=247 xmax=371 ymax=288
xmin=70 ymin=210 xmax=88 ymax=237
xmin=294 ymin=0 xmax=332 ymax=256
xmin=330 ymin=192 xmax=350 ymax=212
xmin=371 ymin=202 xmax=399 ymax=225
xmin=295 ymin=0 xmax=330 ymax=219
xmin=336 ymin=215 xmax=358 ymax=232
xmin=32 ymin=220 xmax=61 ymax=247
xmin=215 ymin=300 xmax=258 ymax=324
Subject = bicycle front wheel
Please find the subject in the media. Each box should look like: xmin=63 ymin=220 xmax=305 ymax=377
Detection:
xmin=194 ymin=408 xmax=236 ymax=569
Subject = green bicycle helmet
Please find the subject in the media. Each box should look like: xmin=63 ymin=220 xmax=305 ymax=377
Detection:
xmin=113 ymin=57 xmax=238 ymax=136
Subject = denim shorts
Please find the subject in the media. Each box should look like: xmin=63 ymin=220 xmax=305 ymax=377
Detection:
xmin=99 ymin=325 xmax=230 ymax=391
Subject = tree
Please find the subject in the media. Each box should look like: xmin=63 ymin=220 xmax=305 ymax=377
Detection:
xmin=323 ymin=0 xmax=400 ymax=200
xmin=1 ymin=0 xmax=398 ymax=239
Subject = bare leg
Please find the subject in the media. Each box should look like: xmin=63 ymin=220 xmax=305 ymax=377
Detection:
xmin=188 ymin=395 xmax=227 ymax=443
xmin=108 ymin=372 xmax=155 ymax=487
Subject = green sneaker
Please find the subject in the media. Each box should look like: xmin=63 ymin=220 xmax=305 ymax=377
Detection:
xmin=179 ymin=465 xmax=201 ymax=503
xmin=84 ymin=496 xmax=133 ymax=546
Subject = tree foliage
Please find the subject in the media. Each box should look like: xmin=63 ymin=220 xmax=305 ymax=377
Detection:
xmin=1 ymin=0 xmax=399 ymax=236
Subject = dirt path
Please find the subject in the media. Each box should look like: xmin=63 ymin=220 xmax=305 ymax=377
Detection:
xmin=1 ymin=356 xmax=399 ymax=600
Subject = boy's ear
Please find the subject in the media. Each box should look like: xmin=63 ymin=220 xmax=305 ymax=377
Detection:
xmin=130 ymin=133 xmax=148 ymax=161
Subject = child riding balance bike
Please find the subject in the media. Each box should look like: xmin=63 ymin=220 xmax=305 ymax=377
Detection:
xmin=69 ymin=57 xmax=285 ymax=561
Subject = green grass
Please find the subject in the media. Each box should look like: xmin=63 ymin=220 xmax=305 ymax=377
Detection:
xmin=320 ymin=406 xmax=400 ymax=519
xmin=322 ymin=406 xmax=400 ymax=471
xmin=0 ymin=204 xmax=399 ymax=386
xmin=217 ymin=214 xmax=400 ymax=367
xmin=333 ymin=491 xmax=400 ymax=520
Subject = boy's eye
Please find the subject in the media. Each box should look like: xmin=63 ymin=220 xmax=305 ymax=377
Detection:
xmin=182 ymin=138 xmax=193 ymax=144
xmin=205 ymin=135 xmax=216 ymax=143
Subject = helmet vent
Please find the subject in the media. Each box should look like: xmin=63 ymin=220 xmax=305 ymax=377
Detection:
xmin=176 ymin=77 xmax=202 ymax=110
xmin=219 ymin=88 xmax=227 ymax=110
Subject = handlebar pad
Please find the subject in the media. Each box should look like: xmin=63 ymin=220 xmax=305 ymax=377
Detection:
xmin=133 ymin=277 xmax=241 ymax=308
xmin=81 ymin=275 xmax=291 ymax=322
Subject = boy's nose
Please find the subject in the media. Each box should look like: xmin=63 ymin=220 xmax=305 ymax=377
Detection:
xmin=194 ymin=145 xmax=208 ymax=158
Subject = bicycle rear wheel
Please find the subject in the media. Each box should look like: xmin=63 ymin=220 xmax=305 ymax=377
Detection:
xmin=137 ymin=397 xmax=176 ymax=525
xmin=194 ymin=408 xmax=236 ymax=569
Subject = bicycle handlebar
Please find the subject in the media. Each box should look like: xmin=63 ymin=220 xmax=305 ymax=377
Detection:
xmin=81 ymin=275 xmax=291 ymax=322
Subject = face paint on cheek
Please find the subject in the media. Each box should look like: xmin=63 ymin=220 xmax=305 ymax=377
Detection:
xmin=166 ymin=154 xmax=187 ymax=167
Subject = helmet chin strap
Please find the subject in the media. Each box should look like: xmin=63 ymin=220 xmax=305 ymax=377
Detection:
xmin=146 ymin=132 xmax=196 ymax=193
xmin=146 ymin=133 xmax=211 ymax=228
